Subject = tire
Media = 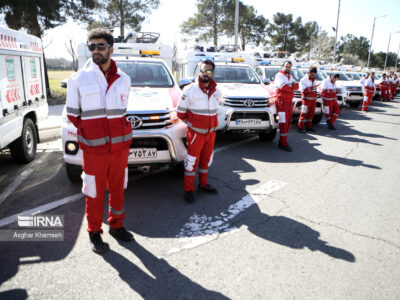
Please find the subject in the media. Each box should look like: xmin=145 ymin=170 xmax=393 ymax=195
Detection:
xmin=349 ymin=102 xmax=361 ymax=108
xmin=65 ymin=163 xmax=83 ymax=183
xmin=171 ymin=162 xmax=184 ymax=176
xmin=9 ymin=118 xmax=37 ymax=163
xmin=312 ymin=113 xmax=322 ymax=125
xmin=258 ymin=129 xmax=277 ymax=141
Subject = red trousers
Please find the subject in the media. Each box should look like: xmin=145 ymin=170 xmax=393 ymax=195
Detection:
xmin=362 ymin=92 xmax=374 ymax=111
xmin=184 ymin=128 xmax=216 ymax=191
xmin=275 ymin=98 xmax=293 ymax=147
xmin=381 ymin=87 xmax=389 ymax=100
xmin=298 ymin=99 xmax=316 ymax=129
xmin=323 ymin=100 xmax=340 ymax=126
xmin=391 ymin=86 xmax=397 ymax=98
xmin=82 ymin=147 xmax=129 ymax=232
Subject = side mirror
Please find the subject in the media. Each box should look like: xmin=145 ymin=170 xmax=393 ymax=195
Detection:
xmin=263 ymin=78 xmax=271 ymax=85
xmin=179 ymin=78 xmax=194 ymax=90
xmin=60 ymin=79 xmax=68 ymax=88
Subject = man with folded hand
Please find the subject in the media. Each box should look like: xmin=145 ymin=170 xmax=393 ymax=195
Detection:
xmin=298 ymin=67 xmax=319 ymax=133
xmin=177 ymin=59 xmax=221 ymax=204
xmin=274 ymin=61 xmax=299 ymax=152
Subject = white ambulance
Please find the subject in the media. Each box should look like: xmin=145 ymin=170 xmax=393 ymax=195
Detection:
xmin=61 ymin=33 xmax=187 ymax=182
xmin=0 ymin=27 xmax=48 ymax=163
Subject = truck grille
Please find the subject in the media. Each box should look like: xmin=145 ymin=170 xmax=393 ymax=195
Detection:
xmin=126 ymin=111 xmax=171 ymax=130
xmin=346 ymin=86 xmax=362 ymax=92
xmin=230 ymin=112 xmax=269 ymax=121
xmin=130 ymin=137 xmax=168 ymax=150
xmin=224 ymin=97 xmax=268 ymax=108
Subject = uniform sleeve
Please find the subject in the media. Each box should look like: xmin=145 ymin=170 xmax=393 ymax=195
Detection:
xmin=177 ymin=86 xmax=190 ymax=121
xmin=291 ymin=77 xmax=299 ymax=90
xmin=274 ymin=74 xmax=284 ymax=89
xmin=66 ymin=74 xmax=81 ymax=128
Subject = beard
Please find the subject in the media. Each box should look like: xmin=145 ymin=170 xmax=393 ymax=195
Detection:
xmin=284 ymin=69 xmax=290 ymax=74
xmin=92 ymin=50 xmax=110 ymax=65
xmin=199 ymin=76 xmax=211 ymax=83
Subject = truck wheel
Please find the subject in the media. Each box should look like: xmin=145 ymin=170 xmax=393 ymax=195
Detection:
xmin=171 ymin=162 xmax=184 ymax=176
xmin=349 ymin=102 xmax=361 ymax=108
xmin=9 ymin=118 xmax=37 ymax=163
xmin=65 ymin=163 xmax=82 ymax=183
xmin=312 ymin=113 xmax=322 ymax=125
xmin=258 ymin=129 xmax=277 ymax=141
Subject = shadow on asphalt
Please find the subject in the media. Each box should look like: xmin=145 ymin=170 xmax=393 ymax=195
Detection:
xmin=102 ymin=242 xmax=229 ymax=299
xmin=0 ymin=200 xmax=84 ymax=298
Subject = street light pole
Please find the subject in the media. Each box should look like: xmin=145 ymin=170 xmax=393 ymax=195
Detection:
xmin=384 ymin=31 xmax=400 ymax=71
xmin=234 ymin=0 xmax=239 ymax=50
xmin=333 ymin=0 xmax=341 ymax=63
xmin=395 ymin=40 xmax=400 ymax=71
xmin=367 ymin=15 xmax=385 ymax=69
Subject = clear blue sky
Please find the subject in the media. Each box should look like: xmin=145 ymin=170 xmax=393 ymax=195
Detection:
xmin=41 ymin=0 xmax=400 ymax=58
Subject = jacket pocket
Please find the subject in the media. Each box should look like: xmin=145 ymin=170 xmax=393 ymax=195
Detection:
xmin=80 ymin=84 xmax=102 ymax=111
xmin=81 ymin=172 xmax=97 ymax=198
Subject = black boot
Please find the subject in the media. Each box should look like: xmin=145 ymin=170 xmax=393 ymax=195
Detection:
xmin=326 ymin=120 xmax=333 ymax=129
xmin=307 ymin=127 xmax=316 ymax=132
xmin=198 ymin=184 xmax=218 ymax=194
xmin=297 ymin=127 xmax=307 ymax=133
xmin=109 ymin=227 xmax=134 ymax=242
xmin=184 ymin=191 xmax=195 ymax=204
xmin=89 ymin=231 xmax=109 ymax=254
xmin=278 ymin=144 xmax=292 ymax=152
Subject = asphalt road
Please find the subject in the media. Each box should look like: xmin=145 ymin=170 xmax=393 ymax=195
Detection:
xmin=0 ymin=99 xmax=399 ymax=299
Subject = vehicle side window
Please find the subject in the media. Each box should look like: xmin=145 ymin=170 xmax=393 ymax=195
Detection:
xmin=256 ymin=68 xmax=263 ymax=77
xmin=193 ymin=65 xmax=200 ymax=77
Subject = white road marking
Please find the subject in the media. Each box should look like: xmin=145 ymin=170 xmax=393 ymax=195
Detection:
xmin=0 ymin=193 xmax=83 ymax=228
xmin=0 ymin=154 xmax=49 ymax=206
xmin=169 ymin=180 xmax=287 ymax=254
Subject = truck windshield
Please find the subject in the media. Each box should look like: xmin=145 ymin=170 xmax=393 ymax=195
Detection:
xmin=327 ymin=72 xmax=351 ymax=81
xmin=116 ymin=61 xmax=174 ymax=87
xmin=213 ymin=66 xmax=261 ymax=84
xmin=347 ymin=73 xmax=362 ymax=80
xmin=265 ymin=68 xmax=303 ymax=81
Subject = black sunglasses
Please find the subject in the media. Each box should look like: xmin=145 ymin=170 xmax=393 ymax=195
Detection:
xmin=87 ymin=43 xmax=110 ymax=51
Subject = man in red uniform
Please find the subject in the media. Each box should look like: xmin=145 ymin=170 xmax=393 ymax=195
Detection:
xmin=393 ymin=74 xmax=399 ymax=96
xmin=274 ymin=61 xmax=299 ymax=152
xmin=66 ymin=29 xmax=134 ymax=253
xmin=298 ymin=67 xmax=318 ymax=133
xmin=177 ymin=59 xmax=220 ymax=204
xmin=362 ymin=72 xmax=375 ymax=112
xmin=379 ymin=73 xmax=390 ymax=101
xmin=321 ymin=74 xmax=340 ymax=130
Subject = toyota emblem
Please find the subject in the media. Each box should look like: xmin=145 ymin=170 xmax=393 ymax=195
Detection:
xmin=244 ymin=99 xmax=255 ymax=107
xmin=126 ymin=115 xmax=143 ymax=129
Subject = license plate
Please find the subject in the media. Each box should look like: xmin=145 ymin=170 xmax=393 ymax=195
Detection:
xmin=235 ymin=119 xmax=262 ymax=125
xmin=129 ymin=148 xmax=157 ymax=158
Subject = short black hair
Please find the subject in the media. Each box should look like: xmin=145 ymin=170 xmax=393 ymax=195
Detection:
xmin=309 ymin=67 xmax=317 ymax=73
xmin=282 ymin=60 xmax=292 ymax=67
xmin=201 ymin=59 xmax=215 ymax=71
xmin=331 ymin=73 xmax=340 ymax=79
xmin=88 ymin=28 xmax=114 ymax=47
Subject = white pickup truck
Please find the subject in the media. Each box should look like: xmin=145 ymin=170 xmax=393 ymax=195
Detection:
xmin=0 ymin=27 xmax=48 ymax=163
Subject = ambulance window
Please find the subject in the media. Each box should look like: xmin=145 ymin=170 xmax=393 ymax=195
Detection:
xmin=256 ymin=68 xmax=263 ymax=77
xmin=213 ymin=66 xmax=260 ymax=84
xmin=193 ymin=65 xmax=200 ymax=77
xmin=116 ymin=61 xmax=174 ymax=87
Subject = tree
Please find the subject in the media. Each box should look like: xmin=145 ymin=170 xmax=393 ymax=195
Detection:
xmin=181 ymin=0 xmax=229 ymax=48
xmin=88 ymin=0 xmax=160 ymax=37
xmin=337 ymin=34 xmax=370 ymax=62
xmin=311 ymin=29 xmax=335 ymax=61
xmin=65 ymin=39 xmax=78 ymax=71
xmin=268 ymin=13 xmax=303 ymax=53
xmin=0 ymin=0 xmax=96 ymax=96
xmin=223 ymin=1 xmax=269 ymax=50
xmin=297 ymin=21 xmax=319 ymax=60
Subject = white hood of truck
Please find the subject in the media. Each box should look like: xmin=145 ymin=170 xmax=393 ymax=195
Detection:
xmin=127 ymin=87 xmax=175 ymax=111
xmin=217 ymin=83 xmax=270 ymax=98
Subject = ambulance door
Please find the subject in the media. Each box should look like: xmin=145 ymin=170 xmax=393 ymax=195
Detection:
xmin=0 ymin=55 xmax=25 ymax=114
xmin=21 ymin=56 xmax=44 ymax=103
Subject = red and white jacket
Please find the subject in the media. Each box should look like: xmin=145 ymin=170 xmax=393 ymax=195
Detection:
xmin=379 ymin=78 xmax=390 ymax=89
xmin=66 ymin=60 xmax=132 ymax=153
xmin=321 ymin=77 xmax=339 ymax=102
xmin=177 ymin=77 xmax=221 ymax=134
xmin=364 ymin=77 xmax=375 ymax=94
xmin=274 ymin=71 xmax=299 ymax=102
xmin=299 ymin=74 xmax=317 ymax=100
